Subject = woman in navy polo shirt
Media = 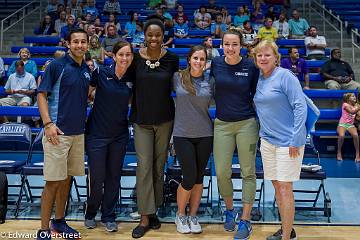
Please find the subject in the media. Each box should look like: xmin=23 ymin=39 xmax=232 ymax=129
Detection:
xmin=84 ymin=40 xmax=133 ymax=232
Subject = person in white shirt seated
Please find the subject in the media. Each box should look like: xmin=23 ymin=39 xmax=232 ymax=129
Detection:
xmin=304 ymin=25 xmax=327 ymax=60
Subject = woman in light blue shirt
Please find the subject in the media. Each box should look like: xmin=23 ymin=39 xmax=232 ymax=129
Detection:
xmin=233 ymin=6 xmax=249 ymax=27
xmin=124 ymin=11 xmax=138 ymax=37
xmin=253 ymin=40 xmax=307 ymax=240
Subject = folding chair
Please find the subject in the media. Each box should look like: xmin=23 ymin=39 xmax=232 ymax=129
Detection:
xmin=0 ymin=123 xmax=32 ymax=216
xmin=16 ymin=129 xmax=89 ymax=217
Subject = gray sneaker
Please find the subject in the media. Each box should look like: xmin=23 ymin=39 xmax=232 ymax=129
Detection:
xmin=101 ymin=221 xmax=118 ymax=232
xmin=266 ymin=228 xmax=297 ymax=240
xmin=84 ymin=218 xmax=96 ymax=229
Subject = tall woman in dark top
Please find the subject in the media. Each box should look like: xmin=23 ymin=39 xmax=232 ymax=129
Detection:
xmin=130 ymin=17 xmax=179 ymax=239
xmin=84 ymin=40 xmax=133 ymax=232
xmin=173 ymin=45 xmax=213 ymax=234
xmin=210 ymin=29 xmax=259 ymax=240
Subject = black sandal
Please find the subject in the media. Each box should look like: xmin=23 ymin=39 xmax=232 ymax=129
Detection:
xmin=132 ymin=225 xmax=150 ymax=238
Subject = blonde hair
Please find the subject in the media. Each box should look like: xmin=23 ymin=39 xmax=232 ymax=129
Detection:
xmin=18 ymin=48 xmax=30 ymax=58
xmin=54 ymin=50 xmax=65 ymax=58
xmin=89 ymin=35 xmax=101 ymax=49
xmin=343 ymin=92 xmax=355 ymax=104
xmin=253 ymin=40 xmax=281 ymax=68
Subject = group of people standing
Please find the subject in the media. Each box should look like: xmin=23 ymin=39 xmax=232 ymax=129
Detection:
xmin=36 ymin=15 xmax=307 ymax=240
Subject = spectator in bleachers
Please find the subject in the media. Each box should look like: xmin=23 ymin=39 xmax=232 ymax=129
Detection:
xmin=37 ymin=15 xmax=57 ymax=36
xmin=130 ymin=16 xmax=179 ymax=239
xmin=195 ymin=6 xmax=212 ymax=30
xmin=233 ymin=6 xmax=250 ymax=28
xmin=85 ymin=52 xmax=96 ymax=72
xmin=0 ymin=60 xmax=36 ymax=109
xmin=55 ymin=11 xmax=67 ymax=35
xmin=104 ymin=13 xmax=121 ymax=37
xmin=148 ymin=0 xmax=162 ymax=9
xmin=165 ymin=0 xmax=177 ymax=9
xmin=124 ymin=12 xmax=139 ymax=37
xmin=206 ymin=0 xmax=220 ymax=19
xmin=59 ymin=14 xmax=78 ymax=46
xmin=305 ymin=26 xmax=327 ymax=60
xmin=220 ymin=7 xmax=232 ymax=25
xmin=102 ymin=25 xmax=122 ymax=57
xmin=81 ymin=13 xmax=94 ymax=26
xmin=174 ymin=4 xmax=189 ymax=25
xmin=163 ymin=19 xmax=174 ymax=48
xmin=258 ymin=18 xmax=278 ymax=42
xmin=211 ymin=14 xmax=228 ymax=39
xmin=172 ymin=45 xmax=212 ymax=235
xmin=253 ymin=40 xmax=305 ymax=240
xmin=337 ymin=93 xmax=360 ymax=161
xmin=321 ymin=48 xmax=360 ymax=90
xmin=132 ymin=22 xmax=145 ymax=48
xmin=247 ymin=46 xmax=255 ymax=59
xmin=103 ymin=0 xmax=122 ymax=15
xmin=89 ymin=35 xmax=105 ymax=65
xmin=55 ymin=3 xmax=66 ymax=20
xmin=94 ymin=17 xmax=104 ymax=36
xmin=8 ymin=48 xmax=38 ymax=78
xmin=203 ymin=36 xmax=220 ymax=69
xmin=0 ymin=57 xmax=4 ymax=86
xmin=273 ymin=12 xmax=289 ymax=39
xmin=240 ymin=21 xmax=259 ymax=48
xmin=68 ymin=0 xmax=82 ymax=19
xmin=211 ymin=28 xmax=259 ymax=240
xmin=46 ymin=0 xmax=59 ymax=20
xmin=174 ymin=16 xmax=189 ymax=39
xmin=288 ymin=9 xmax=309 ymax=39
xmin=82 ymin=0 xmax=99 ymax=21
xmin=86 ymin=24 xmax=97 ymax=39
xmin=250 ymin=1 xmax=265 ymax=31
xmin=281 ymin=47 xmax=310 ymax=89
xmin=65 ymin=6 xmax=72 ymax=17
xmin=157 ymin=5 xmax=173 ymax=21
xmin=265 ymin=5 xmax=277 ymax=21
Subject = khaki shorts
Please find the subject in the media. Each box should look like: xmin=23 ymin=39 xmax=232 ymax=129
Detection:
xmin=43 ymin=134 xmax=85 ymax=181
xmin=260 ymin=138 xmax=304 ymax=182
xmin=0 ymin=96 xmax=32 ymax=106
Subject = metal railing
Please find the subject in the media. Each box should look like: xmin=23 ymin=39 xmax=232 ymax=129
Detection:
xmin=308 ymin=0 xmax=343 ymax=49
xmin=351 ymin=29 xmax=360 ymax=63
xmin=0 ymin=0 xmax=42 ymax=51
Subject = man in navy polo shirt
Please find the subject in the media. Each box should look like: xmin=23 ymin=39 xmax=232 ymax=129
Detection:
xmin=36 ymin=28 xmax=90 ymax=240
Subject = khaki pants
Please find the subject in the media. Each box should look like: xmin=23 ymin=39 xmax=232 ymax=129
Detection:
xmin=213 ymin=118 xmax=259 ymax=204
xmin=325 ymin=80 xmax=360 ymax=90
xmin=134 ymin=121 xmax=173 ymax=215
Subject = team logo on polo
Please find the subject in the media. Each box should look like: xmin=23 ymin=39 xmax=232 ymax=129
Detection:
xmin=84 ymin=72 xmax=91 ymax=80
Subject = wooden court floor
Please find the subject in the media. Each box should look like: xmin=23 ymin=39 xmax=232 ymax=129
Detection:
xmin=1 ymin=220 xmax=360 ymax=239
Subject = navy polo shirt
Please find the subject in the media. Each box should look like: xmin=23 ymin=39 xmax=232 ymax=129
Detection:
xmin=210 ymin=56 xmax=259 ymax=122
xmin=86 ymin=64 xmax=132 ymax=137
xmin=37 ymin=54 xmax=91 ymax=135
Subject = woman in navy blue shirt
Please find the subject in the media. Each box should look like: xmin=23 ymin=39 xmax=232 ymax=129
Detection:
xmin=84 ymin=40 xmax=133 ymax=232
xmin=210 ymin=29 xmax=259 ymax=240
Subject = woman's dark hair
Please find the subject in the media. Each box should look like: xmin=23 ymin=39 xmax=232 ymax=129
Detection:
xmin=222 ymin=28 xmax=243 ymax=45
xmin=40 ymin=15 xmax=52 ymax=30
xmin=129 ymin=11 xmax=138 ymax=22
xmin=179 ymin=45 xmax=207 ymax=95
xmin=109 ymin=13 xmax=118 ymax=24
xmin=144 ymin=15 xmax=165 ymax=34
xmin=112 ymin=40 xmax=133 ymax=55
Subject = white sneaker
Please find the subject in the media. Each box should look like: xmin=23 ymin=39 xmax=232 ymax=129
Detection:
xmin=175 ymin=213 xmax=191 ymax=234
xmin=189 ymin=215 xmax=202 ymax=234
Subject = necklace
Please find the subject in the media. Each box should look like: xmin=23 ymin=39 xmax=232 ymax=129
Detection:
xmin=144 ymin=48 xmax=163 ymax=69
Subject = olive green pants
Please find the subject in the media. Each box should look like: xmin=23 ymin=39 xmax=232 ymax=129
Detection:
xmin=134 ymin=121 xmax=173 ymax=215
xmin=213 ymin=118 xmax=259 ymax=204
